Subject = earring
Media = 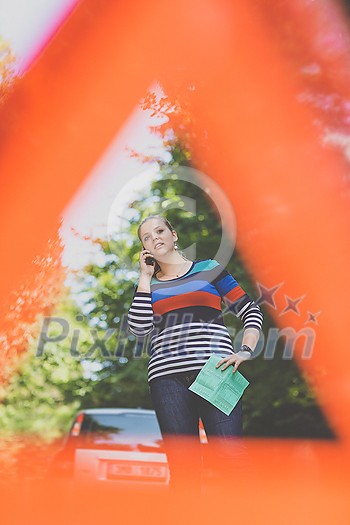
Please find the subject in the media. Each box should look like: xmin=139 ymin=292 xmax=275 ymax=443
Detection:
xmin=174 ymin=242 xmax=178 ymax=250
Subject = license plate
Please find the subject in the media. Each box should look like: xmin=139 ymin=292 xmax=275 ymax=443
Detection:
xmin=107 ymin=462 xmax=167 ymax=480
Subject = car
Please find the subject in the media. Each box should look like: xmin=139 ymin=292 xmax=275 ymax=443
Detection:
xmin=49 ymin=408 xmax=170 ymax=486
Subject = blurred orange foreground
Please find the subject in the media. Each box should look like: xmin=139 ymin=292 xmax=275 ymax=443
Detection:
xmin=0 ymin=438 xmax=349 ymax=525
xmin=0 ymin=0 xmax=350 ymax=522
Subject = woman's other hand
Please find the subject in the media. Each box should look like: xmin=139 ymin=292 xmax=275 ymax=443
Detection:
xmin=215 ymin=351 xmax=251 ymax=373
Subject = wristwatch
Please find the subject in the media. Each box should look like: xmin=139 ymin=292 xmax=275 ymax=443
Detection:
xmin=240 ymin=344 xmax=254 ymax=356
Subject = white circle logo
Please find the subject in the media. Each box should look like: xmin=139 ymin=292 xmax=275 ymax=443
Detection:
xmin=107 ymin=165 xmax=236 ymax=274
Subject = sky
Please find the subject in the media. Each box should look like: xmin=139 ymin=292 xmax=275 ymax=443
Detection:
xmin=0 ymin=0 xmax=165 ymax=269
xmin=0 ymin=0 xmax=77 ymax=71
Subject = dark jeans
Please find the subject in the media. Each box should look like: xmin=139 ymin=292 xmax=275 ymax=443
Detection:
xmin=149 ymin=370 xmax=247 ymax=491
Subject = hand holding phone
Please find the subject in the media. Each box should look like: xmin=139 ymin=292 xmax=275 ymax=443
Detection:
xmin=145 ymin=256 xmax=155 ymax=265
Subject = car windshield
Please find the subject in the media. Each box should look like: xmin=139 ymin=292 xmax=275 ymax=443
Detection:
xmin=79 ymin=412 xmax=164 ymax=452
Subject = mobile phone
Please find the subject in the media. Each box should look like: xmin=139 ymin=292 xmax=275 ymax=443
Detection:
xmin=145 ymin=256 xmax=155 ymax=266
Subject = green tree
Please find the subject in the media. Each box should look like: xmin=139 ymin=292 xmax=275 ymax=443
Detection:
xmin=0 ymin=293 xmax=92 ymax=440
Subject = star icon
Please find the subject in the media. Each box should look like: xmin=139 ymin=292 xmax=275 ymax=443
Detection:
xmin=306 ymin=311 xmax=321 ymax=324
xmin=280 ymin=295 xmax=305 ymax=316
xmin=256 ymin=282 xmax=283 ymax=309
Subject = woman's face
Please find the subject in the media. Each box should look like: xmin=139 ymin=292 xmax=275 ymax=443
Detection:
xmin=139 ymin=218 xmax=177 ymax=259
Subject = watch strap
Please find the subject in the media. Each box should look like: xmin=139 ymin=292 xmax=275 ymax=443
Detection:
xmin=240 ymin=344 xmax=254 ymax=355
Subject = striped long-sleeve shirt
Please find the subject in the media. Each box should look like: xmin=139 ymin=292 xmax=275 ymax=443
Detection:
xmin=127 ymin=259 xmax=263 ymax=382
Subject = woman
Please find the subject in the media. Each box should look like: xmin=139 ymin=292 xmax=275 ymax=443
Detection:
xmin=127 ymin=214 xmax=263 ymax=491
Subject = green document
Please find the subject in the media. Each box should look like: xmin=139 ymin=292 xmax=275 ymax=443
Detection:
xmin=188 ymin=354 xmax=250 ymax=415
